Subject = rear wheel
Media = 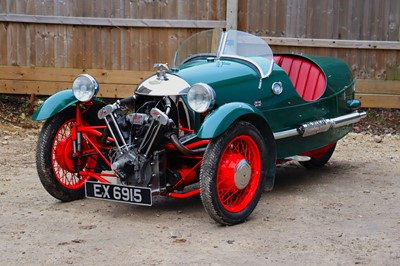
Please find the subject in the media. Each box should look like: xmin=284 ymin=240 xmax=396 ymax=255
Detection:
xmin=300 ymin=143 xmax=336 ymax=169
xmin=200 ymin=121 xmax=267 ymax=225
xmin=36 ymin=108 xmax=101 ymax=201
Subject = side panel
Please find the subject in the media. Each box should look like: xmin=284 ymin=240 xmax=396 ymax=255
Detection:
xmin=32 ymin=90 xmax=78 ymax=121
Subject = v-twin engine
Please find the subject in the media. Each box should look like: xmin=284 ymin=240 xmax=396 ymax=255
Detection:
xmin=98 ymin=96 xmax=173 ymax=187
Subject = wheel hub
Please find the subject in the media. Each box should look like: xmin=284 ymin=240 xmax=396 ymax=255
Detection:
xmin=55 ymin=136 xmax=89 ymax=173
xmin=234 ymin=159 xmax=251 ymax=189
xmin=55 ymin=136 xmax=77 ymax=172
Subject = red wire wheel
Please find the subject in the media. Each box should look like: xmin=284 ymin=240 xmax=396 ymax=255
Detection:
xmin=36 ymin=107 xmax=102 ymax=201
xmin=200 ymin=121 xmax=267 ymax=225
xmin=216 ymin=135 xmax=261 ymax=213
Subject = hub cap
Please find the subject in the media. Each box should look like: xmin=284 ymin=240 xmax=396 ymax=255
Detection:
xmin=234 ymin=159 xmax=251 ymax=189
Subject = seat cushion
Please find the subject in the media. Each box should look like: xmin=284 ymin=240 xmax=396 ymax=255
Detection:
xmin=274 ymin=55 xmax=326 ymax=101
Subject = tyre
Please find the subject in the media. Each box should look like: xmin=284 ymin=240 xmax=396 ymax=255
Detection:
xmin=299 ymin=143 xmax=336 ymax=169
xmin=36 ymin=107 xmax=102 ymax=201
xmin=200 ymin=121 xmax=267 ymax=225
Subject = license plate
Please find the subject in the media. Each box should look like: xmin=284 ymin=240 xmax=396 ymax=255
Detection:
xmin=85 ymin=181 xmax=152 ymax=206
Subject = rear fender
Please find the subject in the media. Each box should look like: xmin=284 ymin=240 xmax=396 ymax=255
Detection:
xmin=32 ymin=89 xmax=78 ymax=121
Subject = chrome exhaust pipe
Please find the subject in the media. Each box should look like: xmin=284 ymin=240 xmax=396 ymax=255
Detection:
xmin=274 ymin=111 xmax=367 ymax=140
xmin=331 ymin=111 xmax=367 ymax=128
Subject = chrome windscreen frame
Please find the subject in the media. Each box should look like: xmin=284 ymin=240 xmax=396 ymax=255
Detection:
xmin=217 ymin=30 xmax=274 ymax=79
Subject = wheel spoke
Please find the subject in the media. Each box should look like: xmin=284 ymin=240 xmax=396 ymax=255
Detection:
xmin=223 ymin=189 xmax=240 ymax=206
xmin=230 ymin=189 xmax=245 ymax=207
xmin=218 ymin=184 xmax=237 ymax=199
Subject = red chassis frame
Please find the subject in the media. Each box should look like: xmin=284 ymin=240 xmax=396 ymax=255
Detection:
xmin=69 ymin=104 xmax=205 ymax=199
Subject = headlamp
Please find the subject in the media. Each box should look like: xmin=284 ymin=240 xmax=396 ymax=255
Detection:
xmin=72 ymin=74 xmax=99 ymax=102
xmin=187 ymin=83 xmax=216 ymax=113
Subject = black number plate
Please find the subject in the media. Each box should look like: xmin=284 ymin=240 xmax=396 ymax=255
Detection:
xmin=85 ymin=181 xmax=152 ymax=206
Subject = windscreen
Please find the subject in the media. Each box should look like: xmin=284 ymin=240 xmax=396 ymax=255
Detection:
xmin=174 ymin=29 xmax=274 ymax=77
xmin=173 ymin=28 xmax=222 ymax=67
xmin=221 ymin=30 xmax=274 ymax=77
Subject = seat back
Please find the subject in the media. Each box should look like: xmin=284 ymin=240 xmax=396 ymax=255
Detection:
xmin=274 ymin=55 xmax=326 ymax=101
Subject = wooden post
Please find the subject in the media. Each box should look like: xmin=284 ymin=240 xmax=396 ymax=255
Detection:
xmin=226 ymin=0 xmax=238 ymax=30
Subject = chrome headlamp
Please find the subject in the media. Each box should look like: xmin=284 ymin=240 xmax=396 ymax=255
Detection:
xmin=187 ymin=83 xmax=216 ymax=113
xmin=72 ymin=74 xmax=99 ymax=102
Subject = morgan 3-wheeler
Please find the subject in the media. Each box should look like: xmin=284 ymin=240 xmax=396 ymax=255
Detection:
xmin=33 ymin=29 xmax=366 ymax=225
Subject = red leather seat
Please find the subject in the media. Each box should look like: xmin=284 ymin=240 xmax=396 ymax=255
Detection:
xmin=274 ymin=55 xmax=326 ymax=101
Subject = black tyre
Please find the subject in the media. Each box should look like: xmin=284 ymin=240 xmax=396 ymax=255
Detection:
xmin=36 ymin=107 xmax=102 ymax=201
xmin=299 ymin=143 xmax=337 ymax=169
xmin=200 ymin=121 xmax=267 ymax=225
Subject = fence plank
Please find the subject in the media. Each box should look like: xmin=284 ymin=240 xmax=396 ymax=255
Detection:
xmin=356 ymin=79 xmax=400 ymax=94
xmin=226 ymin=0 xmax=238 ymax=30
xmin=356 ymin=94 xmax=400 ymax=108
xmin=0 ymin=80 xmax=134 ymax=98
xmin=265 ymin=37 xmax=400 ymax=50
xmin=0 ymin=14 xmax=226 ymax=28
xmin=0 ymin=65 xmax=153 ymax=84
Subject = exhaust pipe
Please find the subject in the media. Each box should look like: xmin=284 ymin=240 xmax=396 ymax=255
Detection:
xmin=331 ymin=111 xmax=367 ymax=128
xmin=274 ymin=111 xmax=367 ymax=140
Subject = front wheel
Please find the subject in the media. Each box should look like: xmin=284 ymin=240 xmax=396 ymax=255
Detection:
xmin=36 ymin=108 xmax=101 ymax=201
xmin=200 ymin=121 xmax=267 ymax=225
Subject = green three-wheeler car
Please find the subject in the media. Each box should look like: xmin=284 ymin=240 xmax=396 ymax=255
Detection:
xmin=33 ymin=29 xmax=366 ymax=225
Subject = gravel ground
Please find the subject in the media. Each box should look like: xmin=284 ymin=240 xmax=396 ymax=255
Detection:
xmin=1 ymin=122 xmax=399 ymax=265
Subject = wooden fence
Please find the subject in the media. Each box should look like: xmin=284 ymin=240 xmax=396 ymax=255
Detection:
xmin=0 ymin=0 xmax=399 ymax=108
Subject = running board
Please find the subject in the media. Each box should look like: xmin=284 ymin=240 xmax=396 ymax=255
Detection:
xmin=273 ymin=111 xmax=367 ymax=140
xmin=284 ymin=155 xmax=311 ymax=162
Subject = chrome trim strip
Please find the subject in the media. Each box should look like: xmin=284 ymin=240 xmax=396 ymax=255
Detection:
xmin=273 ymin=111 xmax=367 ymax=140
